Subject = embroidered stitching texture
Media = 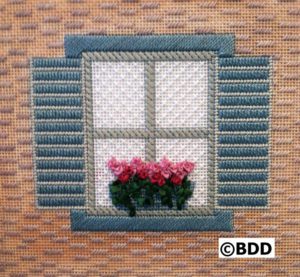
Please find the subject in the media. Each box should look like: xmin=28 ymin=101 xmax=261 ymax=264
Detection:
xmin=83 ymin=51 xmax=216 ymax=216
xmin=31 ymin=58 xmax=86 ymax=208
xmin=29 ymin=34 xmax=271 ymax=231
xmin=6 ymin=0 xmax=298 ymax=272
xmin=215 ymin=57 xmax=271 ymax=209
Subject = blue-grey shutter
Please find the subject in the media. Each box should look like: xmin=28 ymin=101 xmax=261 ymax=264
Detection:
xmin=216 ymin=57 xmax=270 ymax=207
xmin=31 ymin=58 xmax=85 ymax=207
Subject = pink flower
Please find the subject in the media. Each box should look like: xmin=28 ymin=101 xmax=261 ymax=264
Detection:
xmin=171 ymin=174 xmax=183 ymax=186
xmin=159 ymin=157 xmax=172 ymax=179
xmin=150 ymin=172 xmax=165 ymax=186
xmin=107 ymin=157 xmax=124 ymax=176
xmin=182 ymin=161 xmax=195 ymax=174
xmin=146 ymin=162 xmax=160 ymax=175
xmin=131 ymin=157 xmax=149 ymax=179
xmin=170 ymin=161 xmax=195 ymax=185
xmin=169 ymin=163 xmax=178 ymax=174
xmin=107 ymin=158 xmax=133 ymax=181
xmin=118 ymin=162 xmax=133 ymax=184
xmin=147 ymin=162 xmax=165 ymax=186
xmin=118 ymin=171 xmax=131 ymax=183
xmin=107 ymin=157 xmax=118 ymax=169
xmin=130 ymin=157 xmax=143 ymax=174
xmin=174 ymin=162 xmax=187 ymax=179
xmin=137 ymin=165 xmax=148 ymax=179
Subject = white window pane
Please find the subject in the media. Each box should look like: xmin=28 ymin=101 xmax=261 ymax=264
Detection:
xmin=92 ymin=62 xmax=145 ymax=128
xmin=155 ymin=61 xmax=208 ymax=128
xmin=156 ymin=139 xmax=208 ymax=206
xmin=94 ymin=139 xmax=146 ymax=207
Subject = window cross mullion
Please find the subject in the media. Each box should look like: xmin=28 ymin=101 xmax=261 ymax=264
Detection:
xmin=93 ymin=128 xmax=208 ymax=139
xmin=145 ymin=61 xmax=156 ymax=161
xmin=93 ymin=128 xmax=150 ymax=139
xmin=155 ymin=128 xmax=209 ymax=139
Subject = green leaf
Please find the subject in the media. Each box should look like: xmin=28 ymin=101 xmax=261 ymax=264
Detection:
xmin=159 ymin=189 xmax=166 ymax=196
xmin=131 ymin=193 xmax=139 ymax=201
xmin=137 ymin=197 xmax=145 ymax=206
xmin=177 ymin=188 xmax=184 ymax=196
xmin=161 ymin=197 xmax=169 ymax=206
xmin=149 ymin=197 xmax=154 ymax=205
xmin=145 ymin=185 xmax=151 ymax=193
xmin=138 ymin=179 xmax=149 ymax=188
xmin=131 ymin=182 xmax=139 ymax=191
xmin=164 ymin=186 xmax=171 ymax=193
xmin=112 ymin=197 xmax=119 ymax=205
xmin=184 ymin=189 xmax=192 ymax=198
xmin=152 ymin=186 xmax=159 ymax=193
xmin=110 ymin=185 xmax=121 ymax=193
xmin=178 ymin=197 xmax=185 ymax=205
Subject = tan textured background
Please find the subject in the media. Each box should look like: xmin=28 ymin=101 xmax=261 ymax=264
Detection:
xmin=0 ymin=0 xmax=299 ymax=276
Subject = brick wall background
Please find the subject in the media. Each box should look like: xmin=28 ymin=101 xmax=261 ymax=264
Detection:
xmin=0 ymin=0 xmax=299 ymax=276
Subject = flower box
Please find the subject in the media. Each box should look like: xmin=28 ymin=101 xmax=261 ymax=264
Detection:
xmin=107 ymin=157 xmax=195 ymax=216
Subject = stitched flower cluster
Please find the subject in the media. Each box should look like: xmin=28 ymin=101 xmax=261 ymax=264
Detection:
xmin=107 ymin=157 xmax=195 ymax=216
xmin=108 ymin=157 xmax=195 ymax=186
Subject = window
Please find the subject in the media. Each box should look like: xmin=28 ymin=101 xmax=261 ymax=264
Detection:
xmin=31 ymin=34 xmax=270 ymax=231
xmin=83 ymin=52 xmax=216 ymax=215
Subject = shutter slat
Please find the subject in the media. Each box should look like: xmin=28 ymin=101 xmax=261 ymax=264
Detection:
xmin=218 ymin=160 xmax=268 ymax=169
xmin=219 ymin=122 xmax=268 ymax=132
xmin=37 ymin=172 xmax=85 ymax=182
xmin=218 ymin=148 xmax=268 ymax=157
xmin=218 ymin=197 xmax=268 ymax=207
xmin=35 ymin=135 xmax=84 ymax=145
xmin=37 ymin=185 xmax=85 ymax=194
xmin=219 ymin=70 xmax=269 ymax=80
xmin=218 ymin=172 xmax=268 ymax=182
xmin=32 ymin=71 xmax=81 ymax=81
xmin=36 ymin=147 xmax=84 ymax=157
xmin=32 ymin=58 xmax=81 ymax=68
xmin=218 ymin=135 xmax=268 ymax=145
xmin=35 ymin=122 xmax=83 ymax=132
xmin=37 ymin=197 xmax=85 ymax=207
xmin=34 ymin=109 xmax=83 ymax=119
xmin=36 ymin=160 xmax=85 ymax=170
xmin=32 ymin=84 xmax=81 ymax=94
xmin=219 ymin=83 xmax=269 ymax=93
xmin=219 ymin=109 xmax=269 ymax=119
xmin=218 ymin=185 xmax=268 ymax=194
xmin=219 ymin=96 xmax=269 ymax=106
xmin=219 ymin=57 xmax=269 ymax=67
xmin=34 ymin=97 xmax=82 ymax=107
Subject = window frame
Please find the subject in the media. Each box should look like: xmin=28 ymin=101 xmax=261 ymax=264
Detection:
xmin=82 ymin=51 xmax=217 ymax=216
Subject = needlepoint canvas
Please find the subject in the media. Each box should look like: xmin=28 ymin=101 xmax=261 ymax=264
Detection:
xmin=1 ymin=1 xmax=299 ymax=276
